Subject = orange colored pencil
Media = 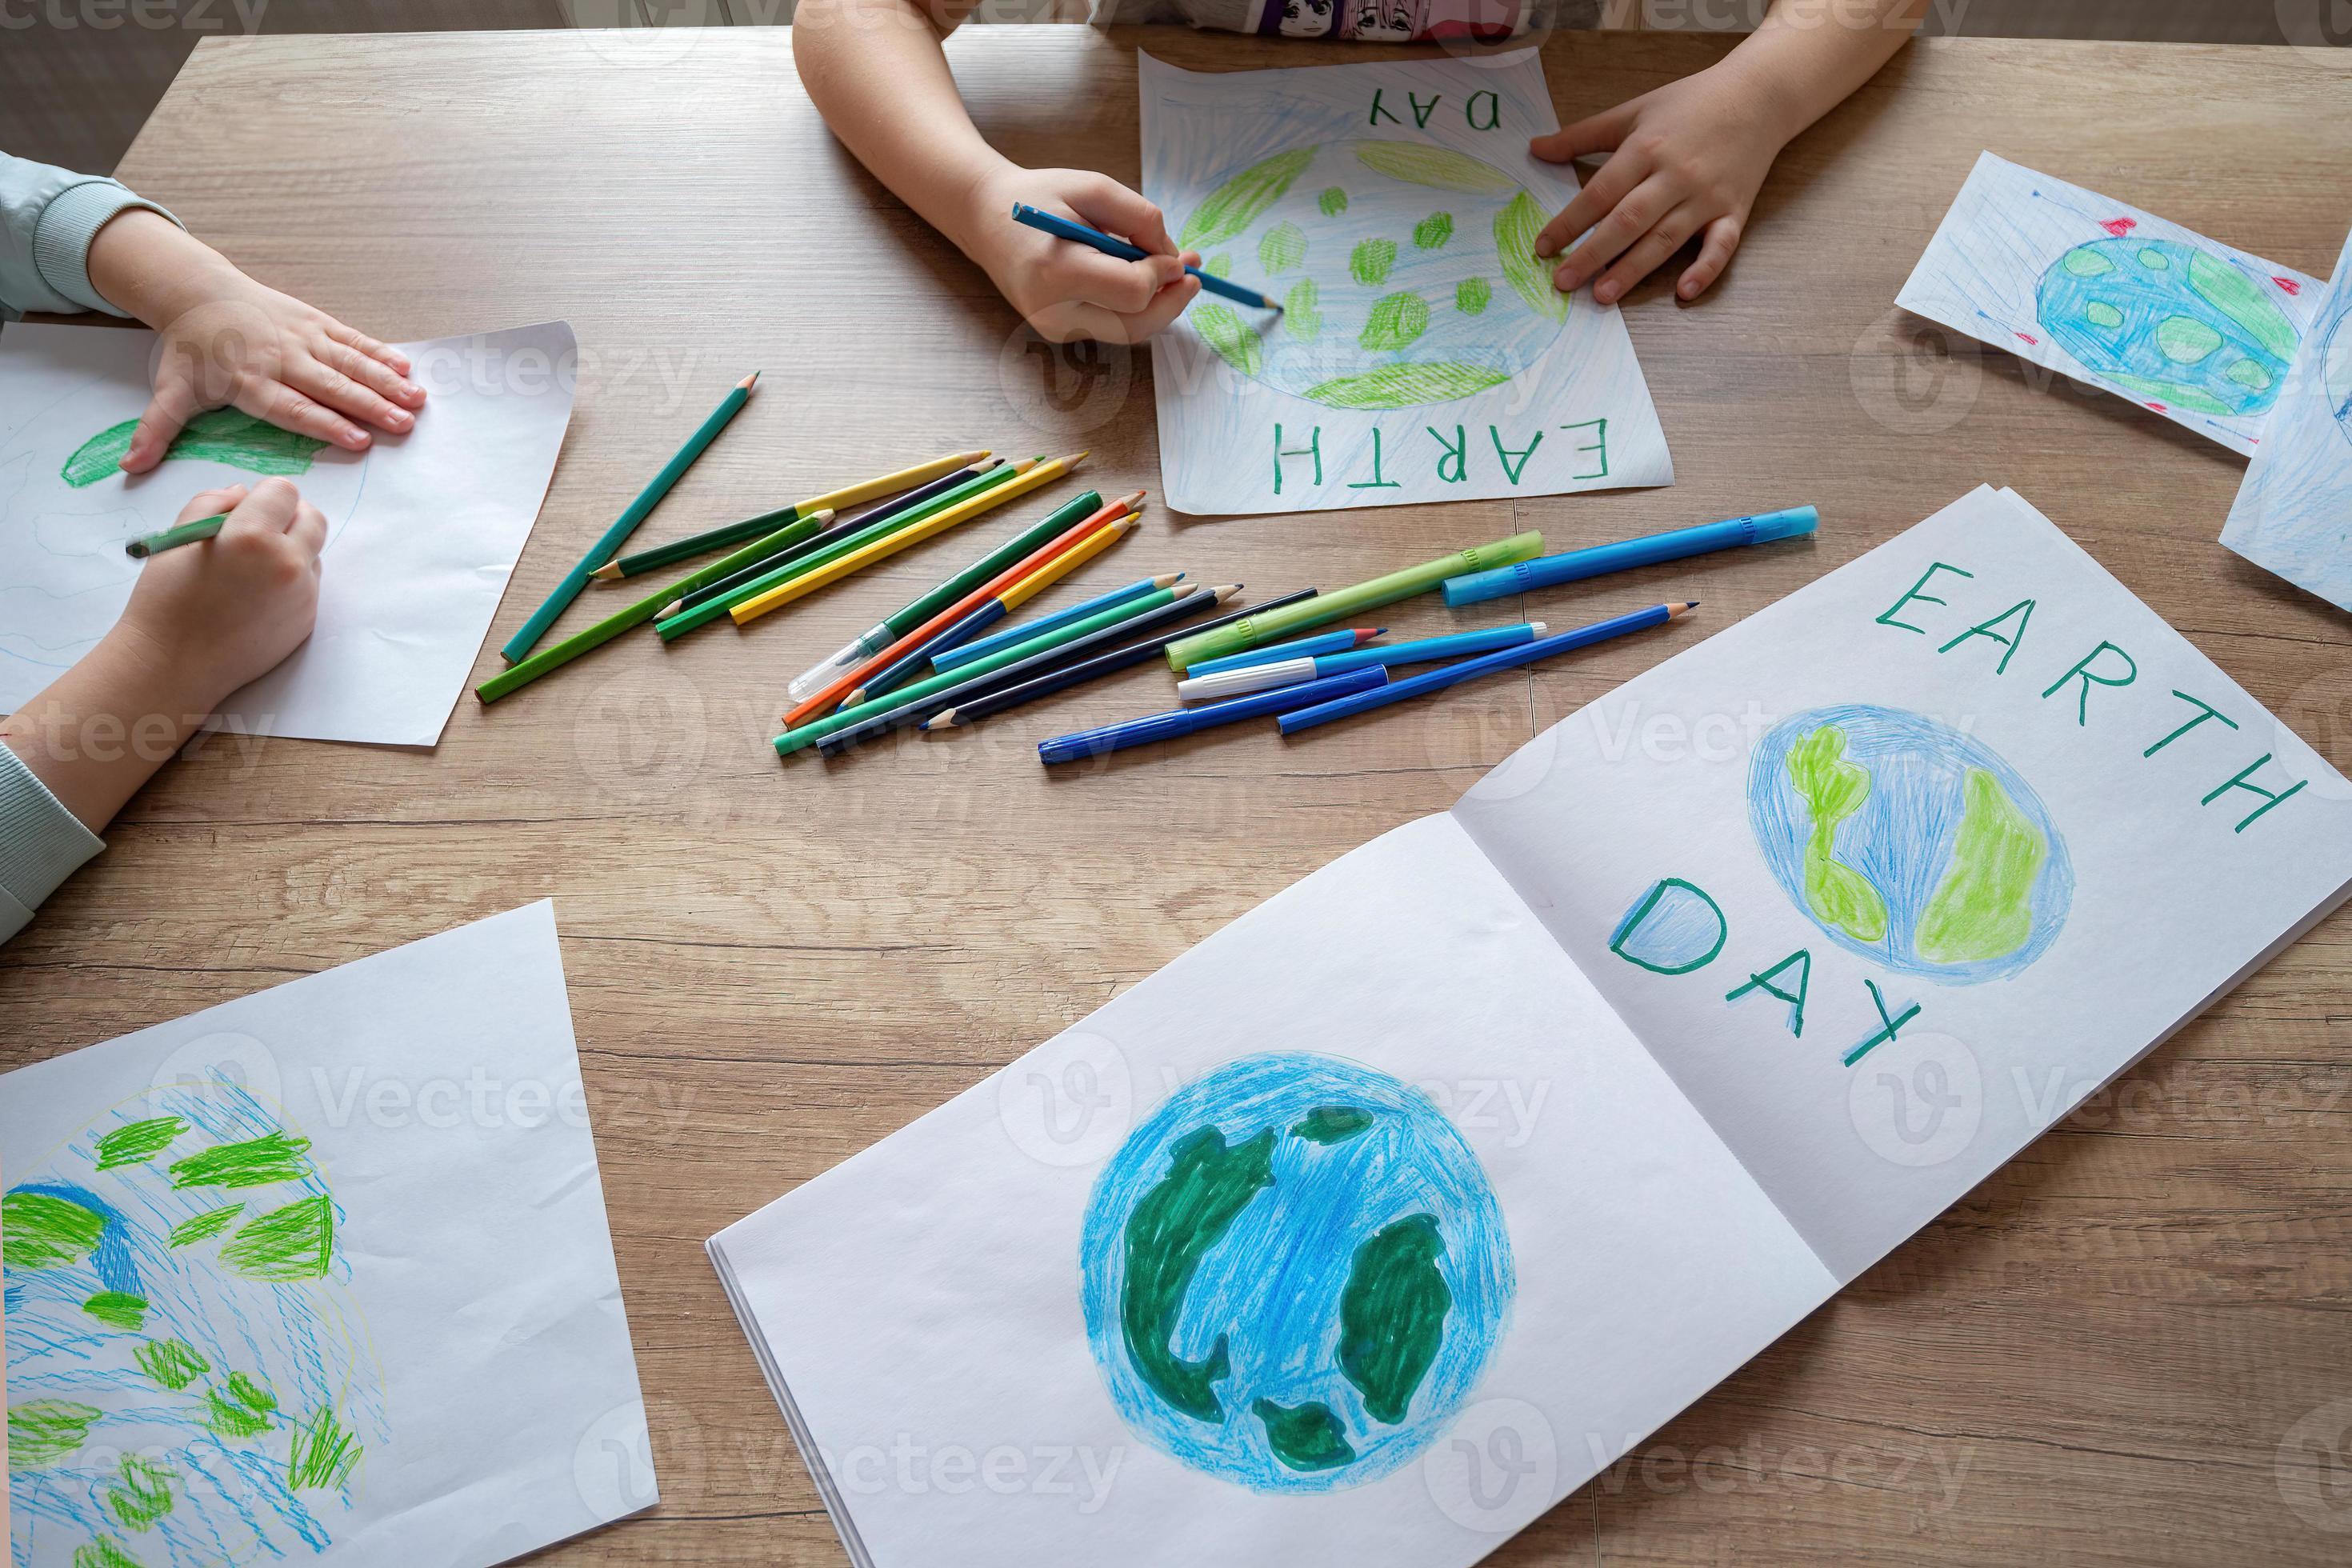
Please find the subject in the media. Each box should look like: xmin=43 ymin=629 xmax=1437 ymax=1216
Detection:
xmin=782 ymin=489 xmax=1144 ymax=726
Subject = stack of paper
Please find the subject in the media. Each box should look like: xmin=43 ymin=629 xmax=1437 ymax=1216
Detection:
xmin=712 ymin=486 xmax=2352 ymax=1568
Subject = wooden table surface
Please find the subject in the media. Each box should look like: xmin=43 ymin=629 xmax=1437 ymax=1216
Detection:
xmin=8 ymin=21 xmax=2352 ymax=1566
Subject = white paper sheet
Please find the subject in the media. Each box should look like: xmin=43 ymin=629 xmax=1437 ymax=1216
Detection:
xmin=714 ymin=814 xmax=1833 ymax=1568
xmin=0 ymin=321 xmax=576 ymax=746
xmin=2220 ymin=224 xmax=2352 ymax=608
xmin=2 ymin=902 xmax=655 ymax=1568
xmin=1896 ymin=153 xmax=2322 ymax=454
xmin=1141 ymin=50 xmax=1672 ymax=516
xmin=1455 ymin=484 xmax=2352 ymax=1279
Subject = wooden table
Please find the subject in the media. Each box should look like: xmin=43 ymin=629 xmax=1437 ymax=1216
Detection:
xmin=9 ymin=21 xmax=2352 ymax=1566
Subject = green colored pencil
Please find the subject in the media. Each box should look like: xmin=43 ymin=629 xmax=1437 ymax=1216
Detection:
xmin=125 ymin=514 xmax=227 ymax=558
xmin=499 ymin=370 xmax=758 ymax=662
xmin=655 ymin=465 xmax=1067 ymax=642
xmin=590 ymin=506 xmax=818 ymax=581
xmin=1160 ymin=530 xmax=1546 ymax=672
xmin=475 ymin=509 xmax=830 ymax=705
xmin=772 ymin=586 xmax=1183 ymax=757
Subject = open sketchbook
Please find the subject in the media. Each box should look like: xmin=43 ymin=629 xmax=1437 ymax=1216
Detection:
xmin=1898 ymin=153 xmax=2323 ymax=454
xmin=0 ymin=321 xmax=576 ymax=746
xmin=710 ymin=486 xmax=2352 ymax=1568
xmin=3 ymin=903 xmax=655 ymax=1568
xmin=1142 ymin=50 xmax=1672 ymax=516
xmin=2222 ymin=222 xmax=2352 ymax=610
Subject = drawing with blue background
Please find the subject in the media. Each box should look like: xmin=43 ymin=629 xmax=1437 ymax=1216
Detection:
xmin=1743 ymin=706 xmax=2072 ymax=985
xmin=6 ymin=1077 xmax=385 ymax=1568
xmin=1078 ymin=1052 xmax=1512 ymax=1493
xmin=2035 ymin=235 xmax=2297 ymax=420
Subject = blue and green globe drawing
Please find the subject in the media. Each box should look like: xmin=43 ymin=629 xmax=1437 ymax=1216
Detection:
xmin=1176 ymin=140 xmax=1570 ymax=410
xmin=1746 ymin=706 xmax=2074 ymax=985
xmin=1079 ymin=1052 xmax=1513 ymax=1492
xmin=2035 ymin=237 xmax=2299 ymax=419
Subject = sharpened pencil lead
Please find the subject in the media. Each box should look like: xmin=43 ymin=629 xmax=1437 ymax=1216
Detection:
xmin=738 ymin=370 xmax=760 ymax=391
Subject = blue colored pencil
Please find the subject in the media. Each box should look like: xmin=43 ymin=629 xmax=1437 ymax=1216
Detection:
xmin=1183 ymin=627 xmax=1382 ymax=676
xmin=1276 ymin=603 xmax=1694 ymax=735
xmin=1011 ymin=203 xmax=1282 ymax=313
xmin=501 ymin=370 xmax=757 ymax=662
xmin=1177 ymin=623 xmax=1546 ymax=702
xmin=933 ymin=574 xmax=1182 ymax=672
xmin=1038 ymin=667 xmax=1387 ymax=765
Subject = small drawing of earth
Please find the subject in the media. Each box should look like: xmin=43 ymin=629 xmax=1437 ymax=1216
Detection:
xmin=1740 ymin=706 xmax=2073 ymax=984
xmin=2034 ymin=237 xmax=2299 ymax=420
xmin=1174 ymin=139 xmax=1570 ymax=410
xmin=0 ymin=380 xmax=363 ymax=678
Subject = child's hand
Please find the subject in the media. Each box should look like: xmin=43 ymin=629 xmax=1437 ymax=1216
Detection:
xmin=965 ymin=166 xmax=1202 ymax=344
xmin=1529 ymin=62 xmax=1790 ymax=306
xmin=114 ymin=480 xmax=326 ymax=712
xmin=83 ymin=210 xmax=427 ymax=474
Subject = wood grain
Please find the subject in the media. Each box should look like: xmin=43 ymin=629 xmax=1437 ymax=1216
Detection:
xmin=7 ymin=23 xmax=2352 ymax=1566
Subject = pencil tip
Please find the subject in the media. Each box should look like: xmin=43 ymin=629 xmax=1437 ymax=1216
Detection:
xmin=590 ymin=564 xmax=619 ymax=580
xmin=658 ymin=601 xmax=682 ymax=618
xmin=740 ymin=370 xmax=760 ymax=390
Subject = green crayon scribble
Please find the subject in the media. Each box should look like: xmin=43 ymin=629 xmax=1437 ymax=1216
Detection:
xmin=134 ymin=1338 xmax=211 ymax=1392
xmin=94 ymin=1117 xmax=187 ymax=1171
xmin=1412 ymin=212 xmax=1454 ymax=250
xmin=205 ymin=1372 xmax=278 ymax=1440
xmin=1302 ymin=362 xmax=1510 ymax=410
xmin=1193 ymin=303 xmax=1263 ymax=378
xmin=1454 ymin=276 xmax=1492 ymax=315
xmin=1120 ymin=1126 xmax=1276 ymax=1422
xmin=1352 ymin=143 xmax=1519 ymax=194
xmin=62 ymin=407 xmax=329 ymax=490
xmin=169 ymin=1131 xmax=312 ymax=1190
xmin=218 ymin=1194 xmax=335 ymax=1282
xmin=1495 ymin=191 xmax=1570 ymax=323
xmin=1258 ymin=221 xmax=1307 ymax=274
xmin=10 ymin=1398 xmax=104 ymax=1466
xmin=286 ymin=1406 xmax=364 ymax=1491
xmin=81 ymin=1292 xmax=150 ymax=1332
xmin=1290 ymin=1106 xmax=1373 ymax=1145
xmin=106 ymin=1457 xmax=178 ymax=1532
xmin=168 ymin=1203 xmax=244 ymax=1248
xmin=1916 ymin=768 xmax=2046 ymax=964
xmin=3 ymin=1189 xmax=107 ymax=1270
xmin=1359 ymin=292 xmax=1430 ymax=352
xmin=1179 ymin=148 xmax=1316 ymax=250
xmin=2186 ymin=250 xmax=2298 ymax=363
xmin=1204 ymin=253 xmax=1232 ymax=281
xmin=1338 ymin=1214 xmax=1450 ymax=1425
xmin=1785 ymin=726 xmax=1889 ymax=943
xmin=1283 ymin=278 xmax=1322 ymax=342
xmin=1252 ymin=1398 xmax=1356 ymax=1471
xmin=1317 ymin=186 xmax=1349 ymax=217
xmin=72 ymin=1538 xmax=144 ymax=1568
xmin=1350 ymin=238 xmax=1398 ymax=287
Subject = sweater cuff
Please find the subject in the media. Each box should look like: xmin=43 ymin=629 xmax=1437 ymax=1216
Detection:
xmin=31 ymin=179 xmax=182 ymax=318
xmin=0 ymin=742 xmax=106 ymax=938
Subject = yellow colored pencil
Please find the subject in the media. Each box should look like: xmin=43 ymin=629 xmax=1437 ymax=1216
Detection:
xmin=729 ymin=452 xmax=1087 ymax=626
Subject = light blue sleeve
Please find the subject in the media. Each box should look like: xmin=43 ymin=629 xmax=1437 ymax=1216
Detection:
xmin=0 ymin=743 xmax=106 ymax=944
xmin=0 ymin=153 xmax=182 ymax=319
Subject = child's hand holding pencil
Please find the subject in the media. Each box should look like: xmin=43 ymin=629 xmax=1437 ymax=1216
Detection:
xmin=965 ymin=166 xmax=1202 ymax=343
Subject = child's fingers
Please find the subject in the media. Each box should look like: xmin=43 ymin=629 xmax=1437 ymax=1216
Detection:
xmin=1592 ymin=202 xmax=1704 ymax=306
xmin=1063 ymin=176 xmax=1178 ymax=256
xmin=122 ymin=373 xmax=204 ymax=474
xmin=1117 ymin=274 xmax=1203 ymax=342
xmin=1534 ymin=145 xmax=1652 ymax=261
xmin=222 ymin=477 xmax=304 ymax=538
xmin=234 ymin=376 xmax=371 ymax=453
xmin=285 ymin=499 xmax=329 ymax=561
xmin=1529 ymin=99 xmax=1637 ymax=166
xmin=175 ymin=484 xmax=249 ymax=525
xmin=1550 ymin=172 xmax=1673 ymax=294
xmin=286 ymin=351 xmax=414 ymax=436
xmin=1061 ymin=250 xmax=1186 ymax=315
xmin=322 ymin=319 xmax=412 ymax=378
xmin=317 ymin=338 xmax=426 ymax=411
xmin=1678 ymin=214 xmax=1745 ymax=301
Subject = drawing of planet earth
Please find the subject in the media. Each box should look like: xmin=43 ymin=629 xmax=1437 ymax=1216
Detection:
xmin=2034 ymin=237 xmax=2298 ymax=419
xmin=1746 ymin=706 xmax=2074 ymax=984
xmin=1078 ymin=1052 xmax=1512 ymax=1492
xmin=1174 ymin=140 xmax=1570 ymax=410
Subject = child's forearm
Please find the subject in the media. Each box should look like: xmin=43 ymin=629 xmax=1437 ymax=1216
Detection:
xmin=1722 ymin=0 xmax=1926 ymax=146
xmin=794 ymin=0 xmax=1008 ymax=252
xmin=0 ymin=626 xmax=209 ymax=835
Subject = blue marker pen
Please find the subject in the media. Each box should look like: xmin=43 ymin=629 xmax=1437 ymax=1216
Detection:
xmin=1176 ymin=623 xmax=1546 ymax=702
xmin=1441 ymin=506 xmax=1817 ymax=608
